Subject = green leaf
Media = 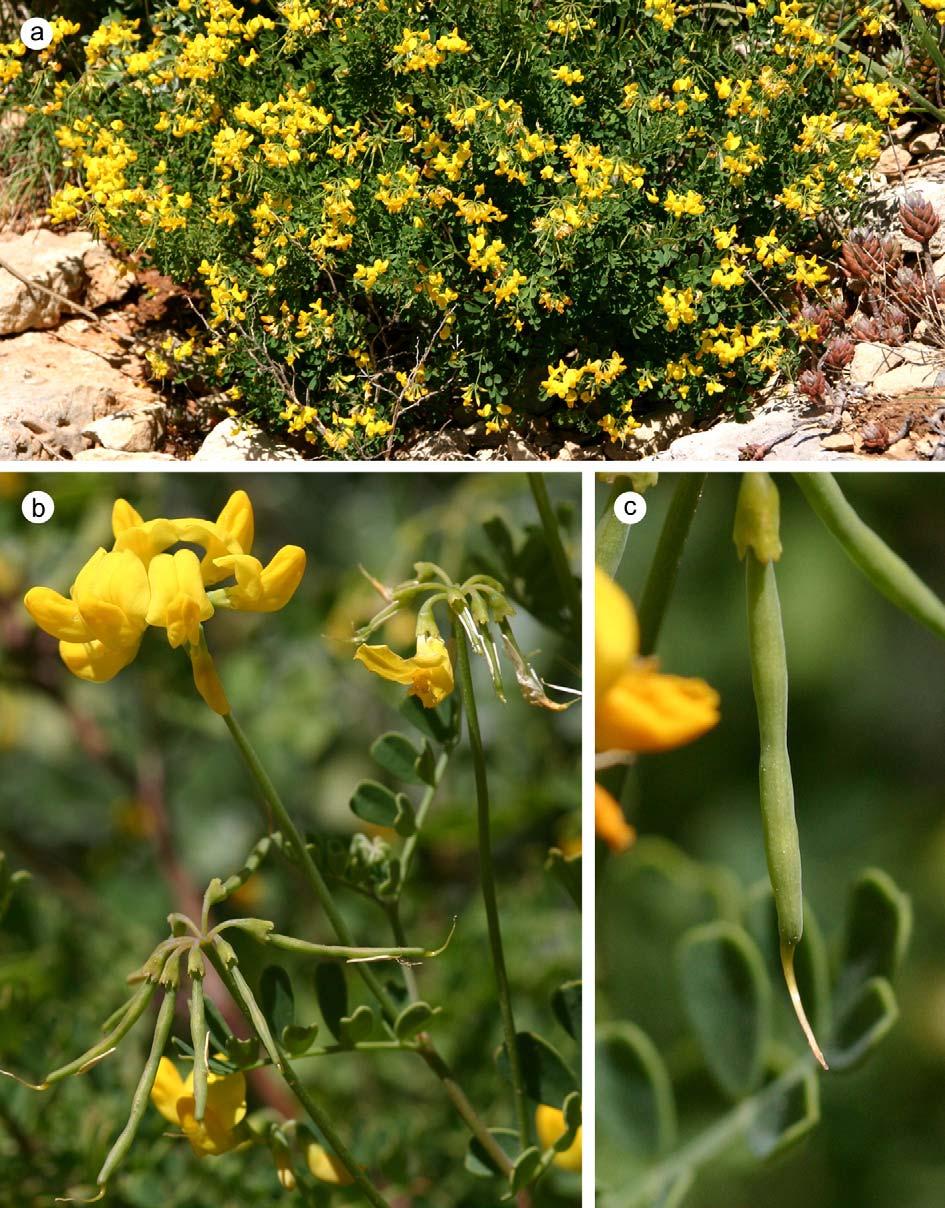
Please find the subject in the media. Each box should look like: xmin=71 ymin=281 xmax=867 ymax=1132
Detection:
xmin=370 ymin=732 xmax=425 ymax=784
xmin=259 ymin=966 xmax=294 ymax=1039
xmin=552 ymin=979 xmax=582 ymax=1044
xmin=510 ymin=1147 xmax=542 ymax=1192
xmin=350 ymin=780 xmax=398 ymax=826
xmin=496 ymin=1031 xmax=577 ymax=1107
xmin=553 ymin=1090 xmax=582 ymax=1152
xmin=747 ymin=1065 xmax=820 ymax=1160
xmin=416 ymin=740 xmax=438 ymax=786
xmin=395 ymin=1001 xmax=437 ymax=1039
xmin=677 ymin=921 xmax=771 ymax=1099
xmin=225 ymin=1036 xmax=259 ymax=1066
xmin=282 ymin=1023 xmax=319 ymax=1055
xmin=546 ymin=848 xmax=581 ymax=908
xmin=596 ymin=1022 xmax=676 ymax=1163
xmin=838 ymin=869 xmax=911 ymax=998
xmin=465 ymin=1128 xmax=519 ymax=1178
xmin=350 ymin=781 xmax=416 ymax=836
xmin=400 ymin=694 xmax=453 ymax=743
xmin=314 ymin=962 xmax=347 ymax=1040
xmin=827 ymin=976 xmax=899 ymax=1071
xmin=339 ymin=1004 xmax=375 ymax=1045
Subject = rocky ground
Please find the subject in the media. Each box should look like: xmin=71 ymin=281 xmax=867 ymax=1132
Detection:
xmin=4 ymin=133 xmax=945 ymax=463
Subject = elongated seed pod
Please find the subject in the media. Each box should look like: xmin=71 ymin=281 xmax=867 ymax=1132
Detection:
xmin=96 ymin=988 xmax=177 ymax=1188
xmin=189 ymin=973 xmax=209 ymax=1123
xmin=794 ymin=473 xmax=945 ymax=640
xmin=739 ymin=474 xmax=827 ymax=1070
xmin=45 ymin=981 xmax=157 ymax=1086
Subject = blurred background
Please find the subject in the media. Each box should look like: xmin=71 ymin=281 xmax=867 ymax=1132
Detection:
xmin=597 ymin=472 xmax=945 ymax=1208
xmin=0 ymin=471 xmax=581 ymax=1207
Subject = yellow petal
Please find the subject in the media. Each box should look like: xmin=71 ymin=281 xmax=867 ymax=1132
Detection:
xmin=594 ymin=783 xmax=635 ymax=853
xmin=177 ymin=1068 xmax=247 ymax=1156
xmin=112 ymin=517 xmax=182 ymax=568
xmin=354 ymin=635 xmax=453 ymax=708
xmin=215 ymin=491 xmax=254 ymax=557
xmin=596 ymin=665 xmax=720 ymax=755
xmin=214 ymin=545 xmax=306 ymax=612
xmin=305 ymin=1141 xmax=355 ymax=1186
xmin=595 ymin=568 xmax=639 ymax=698
xmin=150 ymin=1057 xmax=186 ymax=1126
xmin=189 ymin=643 xmax=230 ymax=715
xmin=23 ymin=586 xmax=89 ymax=642
xmin=59 ymin=637 xmax=142 ymax=683
xmin=111 ymin=498 xmax=145 ymax=538
xmin=535 ymin=1104 xmax=582 ymax=1173
xmin=72 ymin=548 xmax=150 ymax=645
xmin=146 ymin=550 xmax=214 ymax=649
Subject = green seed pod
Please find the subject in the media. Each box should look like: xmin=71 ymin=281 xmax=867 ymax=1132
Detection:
xmin=96 ymin=988 xmax=177 ymax=1189
xmin=189 ymin=975 xmax=209 ymax=1124
xmin=734 ymin=472 xmax=783 ymax=564
xmin=742 ymin=485 xmax=827 ymax=1070
xmin=794 ymin=473 xmax=945 ymax=640
xmin=45 ymin=981 xmax=157 ymax=1087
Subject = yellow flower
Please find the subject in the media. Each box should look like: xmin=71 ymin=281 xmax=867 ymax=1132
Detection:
xmin=24 ymin=548 xmax=149 ymax=683
xmin=596 ymin=570 xmax=719 ymax=754
xmin=535 ymin=1104 xmax=582 ymax=1172
xmin=213 ymin=547 xmax=307 ymax=612
xmin=595 ymin=783 xmax=635 ymax=853
xmin=150 ymin=1057 xmax=247 ymax=1156
xmin=146 ymin=550 xmax=214 ymax=649
xmin=304 ymin=1139 xmax=356 ymax=1185
xmin=354 ymin=634 xmax=453 ymax=707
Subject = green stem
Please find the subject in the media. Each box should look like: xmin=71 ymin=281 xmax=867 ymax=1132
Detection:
xmin=453 ymin=624 xmax=530 ymax=1151
xmin=793 ymin=474 xmax=945 ymax=640
xmin=221 ymin=710 xmax=513 ymax=1177
xmin=206 ymin=948 xmax=392 ymax=1208
xmin=528 ymin=473 xmax=580 ymax=640
xmin=637 ymin=474 xmax=705 ymax=655
xmin=596 ymin=481 xmax=631 ymax=577
xmin=398 ymin=749 xmax=452 ymax=891
xmin=222 ymin=712 xmax=400 ymax=1025
xmin=608 ymin=1058 xmax=816 ymax=1208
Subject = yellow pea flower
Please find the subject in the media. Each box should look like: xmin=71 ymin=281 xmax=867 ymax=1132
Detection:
xmin=213 ymin=546 xmax=307 ymax=612
xmin=595 ymin=783 xmax=635 ymax=853
xmin=304 ymin=1139 xmax=355 ymax=1185
xmin=150 ymin=1057 xmax=247 ymax=1156
xmin=596 ymin=569 xmax=719 ymax=754
xmin=535 ymin=1104 xmax=582 ymax=1172
xmin=146 ymin=550 xmax=214 ymax=649
xmin=24 ymin=548 xmax=149 ymax=683
xmin=354 ymin=633 xmax=453 ymax=707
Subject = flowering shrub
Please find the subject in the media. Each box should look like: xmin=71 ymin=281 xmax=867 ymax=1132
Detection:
xmin=0 ymin=1 xmax=919 ymax=453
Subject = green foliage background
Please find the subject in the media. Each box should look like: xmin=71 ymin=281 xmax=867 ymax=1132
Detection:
xmin=0 ymin=470 xmax=580 ymax=1207
xmin=598 ymin=471 xmax=945 ymax=1208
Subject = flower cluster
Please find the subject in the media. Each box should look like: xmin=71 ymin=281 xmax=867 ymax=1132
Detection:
xmin=1 ymin=1 xmax=902 ymax=450
xmin=24 ymin=492 xmax=305 ymax=714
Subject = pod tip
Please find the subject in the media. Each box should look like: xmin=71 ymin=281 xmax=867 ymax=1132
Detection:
xmin=781 ymin=942 xmax=829 ymax=1071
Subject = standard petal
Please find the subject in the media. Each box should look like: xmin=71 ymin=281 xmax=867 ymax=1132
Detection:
xmin=215 ymin=546 xmax=306 ymax=612
xmin=111 ymin=498 xmax=145 ymax=538
xmin=150 ymin=1057 xmax=186 ymax=1126
xmin=23 ymin=586 xmax=90 ymax=642
xmin=595 ymin=568 xmax=638 ymax=698
xmin=59 ymin=638 xmax=141 ymax=683
xmin=215 ymin=491 xmax=254 ymax=556
xmin=596 ymin=666 xmax=720 ymax=755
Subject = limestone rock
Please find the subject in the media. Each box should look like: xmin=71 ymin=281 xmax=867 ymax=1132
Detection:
xmin=821 ymin=433 xmax=855 ymax=452
xmin=873 ymin=145 xmax=912 ymax=178
xmin=193 ymin=416 xmax=303 ymax=461
xmin=73 ymin=448 xmax=177 ymax=461
xmin=83 ymin=244 xmax=135 ymax=309
xmin=0 ymin=324 xmax=162 ymax=459
xmin=871 ymin=348 xmax=945 ymax=396
xmin=402 ymin=429 xmax=469 ymax=459
xmin=849 ymin=343 xmax=904 ymax=386
xmin=504 ymin=433 xmax=541 ymax=460
xmin=83 ymin=403 xmax=166 ymax=453
xmin=0 ymin=228 xmax=95 ymax=335
xmin=910 ymin=130 xmax=941 ymax=156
